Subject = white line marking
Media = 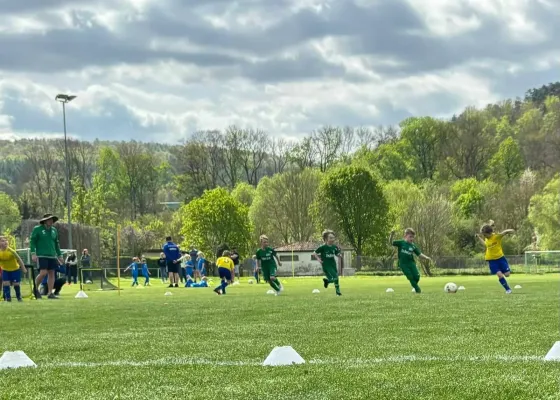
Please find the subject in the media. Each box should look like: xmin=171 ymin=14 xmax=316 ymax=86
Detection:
xmin=39 ymin=355 xmax=553 ymax=368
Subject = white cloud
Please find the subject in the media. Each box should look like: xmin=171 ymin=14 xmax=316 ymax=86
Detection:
xmin=0 ymin=0 xmax=557 ymax=142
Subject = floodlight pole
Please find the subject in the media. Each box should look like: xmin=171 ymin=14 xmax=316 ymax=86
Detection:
xmin=55 ymin=94 xmax=76 ymax=251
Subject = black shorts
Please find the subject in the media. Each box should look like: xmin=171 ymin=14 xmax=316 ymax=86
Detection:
xmin=167 ymin=260 xmax=179 ymax=274
xmin=38 ymin=257 xmax=58 ymax=271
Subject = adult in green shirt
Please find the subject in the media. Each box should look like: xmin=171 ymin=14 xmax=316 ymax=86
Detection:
xmin=30 ymin=214 xmax=64 ymax=299
xmin=314 ymin=230 xmax=343 ymax=296
xmin=389 ymin=228 xmax=432 ymax=293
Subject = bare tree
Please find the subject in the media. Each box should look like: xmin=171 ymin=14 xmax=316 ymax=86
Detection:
xmin=239 ymin=128 xmax=269 ymax=185
xmin=355 ymin=127 xmax=376 ymax=149
xmin=222 ymin=126 xmax=243 ymax=187
xmin=270 ymin=137 xmax=293 ymax=174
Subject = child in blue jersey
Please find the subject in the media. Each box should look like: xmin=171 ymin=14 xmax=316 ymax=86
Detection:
xmin=124 ymin=257 xmax=140 ymax=286
xmin=185 ymin=258 xmax=195 ymax=281
xmin=192 ymin=276 xmax=208 ymax=288
xmin=197 ymin=252 xmax=207 ymax=277
xmin=141 ymin=258 xmax=150 ymax=286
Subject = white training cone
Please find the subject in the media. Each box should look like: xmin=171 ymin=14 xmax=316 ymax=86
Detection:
xmin=232 ymin=281 xmax=240 ymax=286
xmin=164 ymin=292 xmax=172 ymax=296
xmin=544 ymin=341 xmax=560 ymax=361
xmin=75 ymin=291 xmax=88 ymax=298
xmin=266 ymin=290 xmax=275 ymax=295
xmin=386 ymin=288 xmax=394 ymax=293
xmin=514 ymin=285 xmax=522 ymax=289
xmin=458 ymin=286 xmax=465 ymax=291
xmin=263 ymin=346 xmax=305 ymax=366
xmin=0 ymin=351 xmax=37 ymax=370
xmin=312 ymin=289 xmax=320 ymax=294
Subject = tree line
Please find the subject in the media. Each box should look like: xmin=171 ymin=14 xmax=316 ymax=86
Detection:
xmin=0 ymin=82 xmax=559 ymax=262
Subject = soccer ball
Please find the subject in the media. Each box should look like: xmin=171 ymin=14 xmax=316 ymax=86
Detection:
xmin=444 ymin=282 xmax=458 ymax=293
xmin=248 ymin=279 xmax=254 ymax=284
xmin=86 ymin=280 xmax=93 ymax=284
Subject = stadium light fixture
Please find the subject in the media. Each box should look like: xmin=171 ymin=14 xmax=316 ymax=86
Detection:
xmin=55 ymin=93 xmax=77 ymax=251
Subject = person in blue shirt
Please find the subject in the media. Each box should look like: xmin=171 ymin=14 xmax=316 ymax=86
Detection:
xmin=163 ymin=237 xmax=181 ymax=288
xmin=185 ymin=258 xmax=195 ymax=281
xmin=141 ymin=258 xmax=150 ymax=286
xmin=189 ymin=276 xmax=208 ymax=288
xmin=124 ymin=257 xmax=139 ymax=286
xmin=197 ymin=252 xmax=207 ymax=277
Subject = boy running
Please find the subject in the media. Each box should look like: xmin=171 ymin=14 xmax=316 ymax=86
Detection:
xmin=314 ymin=230 xmax=343 ymax=296
xmin=0 ymin=236 xmax=27 ymax=302
xmin=30 ymin=214 xmax=64 ymax=299
xmin=213 ymin=250 xmax=235 ymax=295
xmin=255 ymin=235 xmax=283 ymax=295
xmin=124 ymin=258 xmax=140 ymax=286
xmin=477 ymin=223 xmax=514 ymax=294
xmin=141 ymin=258 xmax=150 ymax=286
xmin=389 ymin=228 xmax=432 ymax=293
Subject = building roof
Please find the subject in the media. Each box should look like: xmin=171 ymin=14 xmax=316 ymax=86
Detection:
xmin=275 ymin=241 xmax=353 ymax=252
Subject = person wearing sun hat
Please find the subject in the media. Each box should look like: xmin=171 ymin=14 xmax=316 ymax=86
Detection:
xmin=30 ymin=214 xmax=64 ymax=299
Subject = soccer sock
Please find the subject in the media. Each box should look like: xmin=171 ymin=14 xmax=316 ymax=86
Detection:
xmin=269 ymin=279 xmax=280 ymax=292
xmin=498 ymin=277 xmax=511 ymax=291
xmin=3 ymin=286 xmax=11 ymax=300
xmin=334 ymin=278 xmax=341 ymax=293
xmin=14 ymin=285 xmax=21 ymax=299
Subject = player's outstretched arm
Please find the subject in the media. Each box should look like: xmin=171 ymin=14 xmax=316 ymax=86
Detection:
xmin=475 ymin=233 xmax=486 ymax=247
xmin=274 ymin=254 xmax=282 ymax=267
xmin=500 ymin=229 xmax=515 ymax=236
xmin=313 ymin=252 xmax=322 ymax=263
xmin=419 ymin=253 xmax=432 ymax=262
xmin=12 ymin=249 xmax=27 ymax=274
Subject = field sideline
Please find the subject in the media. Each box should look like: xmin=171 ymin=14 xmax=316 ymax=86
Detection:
xmin=1 ymin=275 xmax=559 ymax=400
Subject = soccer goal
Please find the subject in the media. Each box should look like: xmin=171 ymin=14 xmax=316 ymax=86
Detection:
xmin=524 ymin=251 xmax=560 ymax=274
xmin=80 ymin=268 xmax=119 ymax=291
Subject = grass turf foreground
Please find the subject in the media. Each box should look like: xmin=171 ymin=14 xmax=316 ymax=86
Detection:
xmin=1 ymin=275 xmax=559 ymax=400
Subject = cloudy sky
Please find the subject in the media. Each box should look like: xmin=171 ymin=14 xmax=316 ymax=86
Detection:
xmin=0 ymin=0 xmax=558 ymax=143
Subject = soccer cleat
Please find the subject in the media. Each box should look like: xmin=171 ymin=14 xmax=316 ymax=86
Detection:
xmin=17 ymin=298 xmax=23 ymax=302
xmin=506 ymin=290 xmax=512 ymax=294
xmin=47 ymin=294 xmax=58 ymax=299
xmin=323 ymin=278 xmax=329 ymax=289
xmin=336 ymin=291 xmax=342 ymax=296
xmin=168 ymin=284 xmax=173 ymax=288
xmin=213 ymin=288 xmax=222 ymax=295
xmin=34 ymin=288 xmax=42 ymax=300
xmin=174 ymin=284 xmax=179 ymax=288
xmin=6 ymin=298 xmax=12 ymax=302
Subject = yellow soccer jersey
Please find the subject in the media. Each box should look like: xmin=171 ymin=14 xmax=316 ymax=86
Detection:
xmin=0 ymin=248 xmax=20 ymax=272
xmin=484 ymin=233 xmax=504 ymax=260
xmin=216 ymin=256 xmax=234 ymax=272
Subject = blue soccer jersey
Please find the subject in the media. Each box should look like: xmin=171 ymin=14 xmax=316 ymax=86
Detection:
xmin=163 ymin=242 xmax=181 ymax=262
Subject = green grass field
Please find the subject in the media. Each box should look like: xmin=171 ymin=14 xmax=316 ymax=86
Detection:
xmin=1 ymin=275 xmax=559 ymax=400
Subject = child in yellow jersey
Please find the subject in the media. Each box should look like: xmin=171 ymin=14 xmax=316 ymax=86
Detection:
xmin=477 ymin=222 xmax=515 ymax=294
xmin=213 ymin=250 xmax=234 ymax=295
xmin=0 ymin=236 xmax=27 ymax=302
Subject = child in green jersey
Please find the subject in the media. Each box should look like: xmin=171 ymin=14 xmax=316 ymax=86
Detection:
xmin=314 ymin=230 xmax=342 ymax=296
xmin=389 ymin=228 xmax=432 ymax=293
xmin=255 ymin=235 xmax=283 ymax=295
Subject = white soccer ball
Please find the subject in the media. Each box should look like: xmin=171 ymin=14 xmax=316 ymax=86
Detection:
xmin=85 ymin=280 xmax=92 ymax=284
xmin=248 ymin=279 xmax=254 ymax=284
xmin=444 ymin=282 xmax=458 ymax=293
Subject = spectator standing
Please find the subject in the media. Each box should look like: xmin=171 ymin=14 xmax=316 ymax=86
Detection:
xmin=157 ymin=253 xmax=167 ymax=283
xmin=81 ymin=249 xmax=91 ymax=282
xmin=65 ymin=251 xmax=78 ymax=285
xmin=230 ymin=247 xmax=240 ymax=280
xmin=163 ymin=236 xmax=181 ymax=288
xmin=189 ymin=245 xmax=199 ymax=281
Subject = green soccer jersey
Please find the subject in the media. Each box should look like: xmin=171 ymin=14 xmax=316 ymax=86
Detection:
xmin=30 ymin=224 xmax=62 ymax=259
xmin=255 ymin=247 xmax=277 ymax=269
xmin=392 ymin=240 xmax=421 ymax=268
xmin=315 ymin=244 xmax=340 ymax=270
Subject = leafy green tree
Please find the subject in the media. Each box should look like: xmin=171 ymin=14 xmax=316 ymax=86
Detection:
xmin=399 ymin=116 xmax=444 ymax=180
xmin=450 ymin=178 xmax=485 ymax=219
xmin=231 ymin=182 xmax=256 ymax=208
xmin=179 ymin=188 xmax=251 ymax=258
xmin=383 ymin=180 xmax=422 ymax=232
xmin=528 ymin=175 xmax=560 ymax=250
xmin=488 ymin=137 xmax=525 ymax=182
xmin=315 ymin=166 xmax=389 ymax=256
xmin=250 ymin=169 xmax=322 ymax=245
xmin=356 ymin=141 xmax=416 ymax=182
xmin=0 ymin=192 xmax=20 ymax=233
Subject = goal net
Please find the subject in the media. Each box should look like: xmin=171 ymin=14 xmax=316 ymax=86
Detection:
xmin=524 ymin=251 xmax=560 ymax=274
xmin=80 ymin=268 xmax=119 ymax=291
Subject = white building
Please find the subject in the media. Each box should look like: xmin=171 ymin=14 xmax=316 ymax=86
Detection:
xmin=274 ymin=242 xmax=355 ymax=276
